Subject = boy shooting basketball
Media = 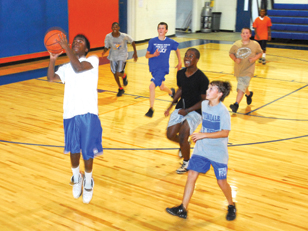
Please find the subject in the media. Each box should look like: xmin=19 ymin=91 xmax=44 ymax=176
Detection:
xmin=47 ymin=33 xmax=103 ymax=204
xmin=145 ymin=22 xmax=182 ymax=117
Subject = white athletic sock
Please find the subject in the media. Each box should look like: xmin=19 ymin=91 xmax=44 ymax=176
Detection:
xmin=72 ymin=166 xmax=80 ymax=183
xmin=262 ymin=53 xmax=266 ymax=58
xmin=85 ymin=171 xmax=93 ymax=189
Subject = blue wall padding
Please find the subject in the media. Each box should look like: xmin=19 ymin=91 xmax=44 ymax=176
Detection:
xmin=0 ymin=0 xmax=68 ymax=58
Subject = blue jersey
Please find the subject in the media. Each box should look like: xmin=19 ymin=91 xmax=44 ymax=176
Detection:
xmin=147 ymin=37 xmax=179 ymax=73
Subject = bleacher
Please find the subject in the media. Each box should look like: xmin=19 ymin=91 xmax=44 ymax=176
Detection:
xmin=268 ymin=3 xmax=308 ymax=40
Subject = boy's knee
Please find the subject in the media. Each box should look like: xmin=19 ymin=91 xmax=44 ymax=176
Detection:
xmin=187 ymin=170 xmax=198 ymax=181
xmin=217 ymin=179 xmax=228 ymax=188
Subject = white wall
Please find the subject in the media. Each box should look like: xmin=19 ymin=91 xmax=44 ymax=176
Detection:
xmin=128 ymin=0 xmax=177 ymax=41
xmin=176 ymin=0 xmax=193 ymax=29
xmin=275 ymin=0 xmax=308 ymax=3
xmin=212 ymin=0 xmax=237 ymax=31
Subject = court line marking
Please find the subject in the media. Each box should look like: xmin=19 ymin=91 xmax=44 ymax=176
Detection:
xmin=1 ymin=134 xmax=307 ymax=149
xmin=245 ymin=84 xmax=308 ymax=115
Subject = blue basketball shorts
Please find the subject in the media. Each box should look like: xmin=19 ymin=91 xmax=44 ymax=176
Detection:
xmin=63 ymin=113 xmax=103 ymax=160
xmin=187 ymin=154 xmax=228 ymax=180
xmin=151 ymin=70 xmax=168 ymax=87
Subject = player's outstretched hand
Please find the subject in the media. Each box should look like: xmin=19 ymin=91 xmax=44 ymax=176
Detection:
xmin=164 ymin=109 xmax=170 ymax=117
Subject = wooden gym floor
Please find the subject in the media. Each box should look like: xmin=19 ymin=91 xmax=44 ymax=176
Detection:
xmin=0 ymin=32 xmax=308 ymax=230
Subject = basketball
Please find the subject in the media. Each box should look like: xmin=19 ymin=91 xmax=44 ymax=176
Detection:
xmin=44 ymin=28 xmax=66 ymax=54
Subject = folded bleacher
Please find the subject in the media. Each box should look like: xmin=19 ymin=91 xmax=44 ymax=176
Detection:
xmin=268 ymin=3 xmax=308 ymax=40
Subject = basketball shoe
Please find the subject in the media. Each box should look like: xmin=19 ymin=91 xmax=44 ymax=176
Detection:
xmin=70 ymin=173 xmax=83 ymax=199
xmin=166 ymin=204 xmax=187 ymax=219
xmin=83 ymin=178 xmax=94 ymax=204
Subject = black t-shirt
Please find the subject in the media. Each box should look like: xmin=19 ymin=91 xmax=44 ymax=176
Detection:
xmin=176 ymin=68 xmax=209 ymax=114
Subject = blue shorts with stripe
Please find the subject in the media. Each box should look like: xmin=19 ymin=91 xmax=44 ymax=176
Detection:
xmin=151 ymin=70 xmax=168 ymax=87
xmin=63 ymin=113 xmax=103 ymax=160
xmin=187 ymin=154 xmax=228 ymax=180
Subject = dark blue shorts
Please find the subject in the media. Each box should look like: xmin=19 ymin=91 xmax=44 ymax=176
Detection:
xmin=257 ymin=40 xmax=267 ymax=51
xmin=187 ymin=155 xmax=228 ymax=180
xmin=63 ymin=113 xmax=103 ymax=160
xmin=151 ymin=70 xmax=168 ymax=87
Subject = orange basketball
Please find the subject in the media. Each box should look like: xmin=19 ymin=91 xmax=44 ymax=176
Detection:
xmin=44 ymin=28 xmax=66 ymax=54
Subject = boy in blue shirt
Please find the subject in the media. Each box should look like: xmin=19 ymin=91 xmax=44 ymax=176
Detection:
xmin=145 ymin=22 xmax=182 ymax=117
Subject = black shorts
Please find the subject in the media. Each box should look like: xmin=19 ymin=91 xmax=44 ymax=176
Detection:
xmin=257 ymin=40 xmax=267 ymax=51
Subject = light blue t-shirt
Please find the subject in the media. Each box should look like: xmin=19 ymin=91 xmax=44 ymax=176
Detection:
xmin=192 ymin=100 xmax=231 ymax=164
xmin=147 ymin=37 xmax=179 ymax=73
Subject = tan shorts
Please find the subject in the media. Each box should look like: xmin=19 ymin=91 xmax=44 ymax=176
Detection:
xmin=237 ymin=76 xmax=251 ymax=92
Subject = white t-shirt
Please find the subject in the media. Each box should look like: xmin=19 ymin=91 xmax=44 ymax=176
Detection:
xmin=56 ymin=56 xmax=99 ymax=119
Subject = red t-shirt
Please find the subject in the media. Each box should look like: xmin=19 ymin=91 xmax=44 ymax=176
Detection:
xmin=253 ymin=16 xmax=272 ymax=40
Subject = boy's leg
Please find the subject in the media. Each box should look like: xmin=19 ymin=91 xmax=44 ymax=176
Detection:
xmin=166 ymin=170 xmax=199 ymax=219
xmin=178 ymin=121 xmax=191 ymax=161
xmin=83 ymin=158 xmax=95 ymax=204
xmin=217 ymin=179 xmax=233 ymax=205
xmin=217 ymin=179 xmax=236 ymax=221
xmin=235 ymin=89 xmax=245 ymax=104
xmin=159 ymin=82 xmax=172 ymax=95
xmin=149 ymin=82 xmax=156 ymax=108
xmin=113 ymin=73 xmax=122 ymax=89
xmin=70 ymin=153 xmax=83 ymax=198
xmin=182 ymin=170 xmax=199 ymax=208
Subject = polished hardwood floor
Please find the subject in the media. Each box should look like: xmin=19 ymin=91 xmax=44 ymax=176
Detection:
xmin=0 ymin=32 xmax=308 ymax=230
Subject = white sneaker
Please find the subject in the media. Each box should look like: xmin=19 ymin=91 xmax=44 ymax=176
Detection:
xmin=70 ymin=173 xmax=83 ymax=199
xmin=176 ymin=161 xmax=189 ymax=174
xmin=83 ymin=178 xmax=94 ymax=204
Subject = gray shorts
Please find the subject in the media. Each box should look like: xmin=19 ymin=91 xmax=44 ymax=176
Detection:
xmin=110 ymin=60 xmax=126 ymax=74
xmin=167 ymin=109 xmax=202 ymax=135
xmin=237 ymin=76 xmax=251 ymax=92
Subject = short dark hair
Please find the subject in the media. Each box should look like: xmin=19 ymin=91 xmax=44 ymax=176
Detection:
xmin=112 ymin=22 xmax=119 ymax=27
xmin=74 ymin=34 xmax=90 ymax=55
xmin=158 ymin=22 xmax=168 ymax=30
xmin=187 ymin=48 xmax=200 ymax=59
xmin=242 ymin=27 xmax=252 ymax=34
xmin=210 ymin=81 xmax=232 ymax=102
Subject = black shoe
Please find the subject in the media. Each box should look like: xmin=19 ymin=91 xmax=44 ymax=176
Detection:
xmin=117 ymin=88 xmax=125 ymax=97
xmin=226 ymin=204 xmax=236 ymax=221
xmin=229 ymin=103 xmax=239 ymax=113
xmin=170 ymin=88 xmax=175 ymax=98
xmin=262 ymin=58 xmax=266 ymax=65
xmin=166 ymin=204 xmax=187 ymax=219
xmin=245 ymin=91 xmax=253 ymax=105
xmin=123 ymin=74 xmax=128 ymax=86
xmin=145 ymin=108 xmax=154 ymax=117
xmin=258 ymin=58 xmax=262 ymax=63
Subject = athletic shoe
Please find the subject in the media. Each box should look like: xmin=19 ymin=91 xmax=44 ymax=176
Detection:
xmin=170 ymin=88 xmax=175 ymax=98
xmin=229 ymin=103 xmax=239 ymax=113
xmin=258 ymin=58 xmax=262 ymax=63
xmin=145 ymin=108 xmax=154 ymax=117
xmin=83 ymin=178 xmax=94 ymax=204
xmin=70 ymin=173 xmax=83 ymax=199
xmin=262 ymin=58 xmax=266 ymax=65
xmin=123 ymin=74 xmax=128 ymax=86
xmin=245 ymin=91 xmax=253 ymax=105
xmin=117 ymin=88 xmax=125 ymax=97
xmin=176 ymin=161 xmax=189 ymax=174
xmin=166 ymin=204 xmax=187 ymax=219
xmin=226 ymin=203 xmax=236 ymax=221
